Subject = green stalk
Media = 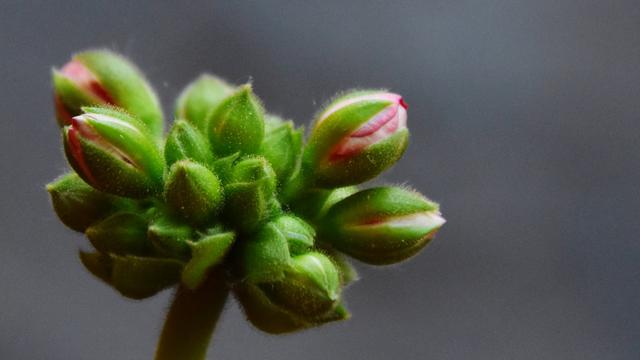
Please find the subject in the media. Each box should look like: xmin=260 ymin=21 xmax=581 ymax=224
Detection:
xmin=155 ymin=268 xmax=228 ymax=360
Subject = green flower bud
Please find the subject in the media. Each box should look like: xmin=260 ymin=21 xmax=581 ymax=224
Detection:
xmin=175 ymin=74 xmax=234 ymax=132
xmin=79 ymin=251 xmax=183 ymax=300
xmin=148 ymin=213 xmax=194 ymax=259
xmin=164 ymin=161 xmax=224 ymax=225
xmin=47 ymin=173 xmax=132 ymax=232
xmin=271 ymin=215 xmax=315 ymax=255
xmin=240 ymin=222 xmax=291 ymax=284
xmin=234 ymin=282 xmax=349 ymax=334
xmin=63 ymin=108 xmax=164 ymax=198
xmin=164 ymin=120 xmax=214 ymax=168
xmin=181 ymin=230 xmax=235 ymax=289
xmin=53 ymin=49 xmax=163 ymax=136
xmin=224 ymin=156 xmax=279 ymax=232
xmin=304 ymin=90 xmax=409 ymax=187
xmin=320 ymin=187 xmax=445 ymax=265
xmin=258 ymin=118 xmax=303 ymax=184
xmin=208 ymin=84 xmax=265 ymax=156
xmin=258 ymin=252 xmax=341 ymax=318
xmin=85 ymin=211 xmax=152 ymax=256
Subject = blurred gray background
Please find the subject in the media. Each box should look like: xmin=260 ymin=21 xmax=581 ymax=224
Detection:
xmin=2 ymin=1 xmax=639 ymax=359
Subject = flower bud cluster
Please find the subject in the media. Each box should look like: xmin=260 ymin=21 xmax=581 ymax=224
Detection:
xmin=48 ymin=49 xmax=445 ymax=333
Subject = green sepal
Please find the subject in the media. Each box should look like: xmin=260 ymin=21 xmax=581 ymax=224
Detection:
xmin=148 ymin=213 xmax=194 ymax=259
xmin=211 ymin=152 xmax=240 ymax=184
xmin=258 ymin=119 xmax=304 ymax=185
xmin=240 ymin=223 xmax=291 ymax=284
xmin=79 ymin=252 xmax=183 ymax=299
xmin=175 ymin=74 xmax=234 ymax=132
xmin=290 ymin=186 xmax=358 ymax=223
xmin=181 ymin=231 xmax=235 ymax=289
xmin=85 ymin=211 xmax=152 ymax=256
xmin=47 ymin=173 xmax=133 ymax=232
xmin=164 ymin=119 xmax=214 ymax=168
xmin=258 ymin=252 xmax=341 ymax=318
xmin=271 ymin=215 xmax=315 ymax=255
xmin=164 ymin=160 xmax=224 ymax=226
xmin=208 ymin=84 xmax=265 ymax=156
xmin=223 ymin=156 xmax=279 ymax=232
xmin=74 ymin=49 xmax=164 ymax=137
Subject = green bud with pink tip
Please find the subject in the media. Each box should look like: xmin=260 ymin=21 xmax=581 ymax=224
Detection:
xmin=319 ymin=186 xmax=445 ymax=265
xmin=63 ymin=107 xmax=164 ymax=198
xmin=303 ymin=90 xmax=409 ymax=188
xmin=53 ymin=49 xmax=163 ymax=137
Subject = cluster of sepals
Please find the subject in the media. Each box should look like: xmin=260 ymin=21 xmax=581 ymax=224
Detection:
xmin=47 ymin=49 xmax=445 ymax=334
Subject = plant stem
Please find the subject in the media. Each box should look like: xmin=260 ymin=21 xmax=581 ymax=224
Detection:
xmin=155 ymin=268 xmax=228 ymax=360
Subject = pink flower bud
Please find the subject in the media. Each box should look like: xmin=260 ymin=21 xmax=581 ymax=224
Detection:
xmin=305 ymin=90 xmax=410 ymax=187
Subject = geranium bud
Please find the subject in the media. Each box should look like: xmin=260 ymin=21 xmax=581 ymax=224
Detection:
xmin=240 ymin=222 xmax=291 ymax=284
xmin=148 ymin=213 xmax=194 ymax=259
xmin=224 ymin=156 xmax=279 ymax=232
xmin=164 ymin=120 xmax=214 ymax=168
xmin=47 ymin=172 xmax=132 ymax=232
xmin=53 ymin=49 xmax=163 ymax=136
xmin=182 ymin=230 xmax=235 ymax=289
xmin=320 ymin=187 xmax=445 ymax=265
xmin=175 ymin=74 xmax=234 ymax=132
xmin=85 ymin=211 xmax=152 ymax=256
xmin=234 ymin=282 xmax=349 ymax=334
xmin=208 ymin=84 xmax=265 ymax=156
xmin=304 ymin=90 xmax=409 ymax=187
xmin=63 ymin=108 xmax=164 ymax=198
xmin=271 ymin=215 xmax=315 ymax=255
xmin=79 ymin=251 xmax=183 ymax=300
xmin=164 ymin=160 xmax=224 ymax=225
xmin=258 ymin=118 xmax=304 ymax=185
xmin=258 ymin=252 xmax=341 ymax=318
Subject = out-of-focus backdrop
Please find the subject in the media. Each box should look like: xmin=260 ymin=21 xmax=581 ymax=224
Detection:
xmin=2 ymin=1 xmax=639 ymax=359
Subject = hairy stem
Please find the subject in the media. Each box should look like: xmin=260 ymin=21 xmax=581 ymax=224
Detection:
xmin=155 ymin=268 xmax=228 ymax=360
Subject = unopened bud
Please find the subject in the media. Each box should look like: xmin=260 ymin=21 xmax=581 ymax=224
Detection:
xmin=85 ymin=211 xmax=152 ymax=256
xmin=258 ymin=252 xmax=341 ymax=318
xmin=175 ymin=74 xmax=234 ymax=132
xmin=224 ymin=156 xmax=279 ymax=232
xmin=164 ymin=120 xmax=214 ymax=168
xmin=63 ymin=108 xmax=164 ymax=198
xmin=240 ymin=222 xmax=291 ymax=284
xmin=208 ymin=85 xmax=265 ymax=156
xmin=164 ymin=160 xmax=224 ymax=225
xmin=46 ymin=173 xmax=132 ymax=232
xmin=321 ymin=187 xmax=445 ymax=265
xmin=53 ymin=49 xmax=163 ymax=136
xmin=79 ymin=251 xmax=183 ymax=300
xmin=304 ymin=90 xmax=409 ymax=187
